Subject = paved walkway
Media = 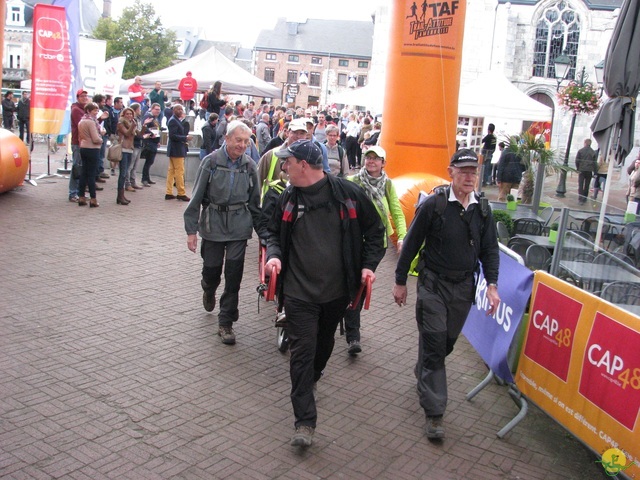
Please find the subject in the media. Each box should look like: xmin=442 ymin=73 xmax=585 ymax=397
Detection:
xmin=1 ymin=140 xmax=610 ymax=479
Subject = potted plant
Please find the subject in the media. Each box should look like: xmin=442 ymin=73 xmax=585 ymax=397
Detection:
xmin=493 ymin=210 xmax=514 ymax=236
xmin=506 ymin=194 xmax=517 ymax=211
xmin=548 ymin=223 xmax=559 ymax=243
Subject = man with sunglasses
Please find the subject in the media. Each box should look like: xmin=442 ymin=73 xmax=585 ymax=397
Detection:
xmin=265 ymin=140 xmax=385 ymax=448
xmin=393 ymin=149 xmax=500 ymax=440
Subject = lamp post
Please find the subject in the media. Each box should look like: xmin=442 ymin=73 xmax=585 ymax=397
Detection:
xmin=555 ymin=63 xmax=588 ymax=198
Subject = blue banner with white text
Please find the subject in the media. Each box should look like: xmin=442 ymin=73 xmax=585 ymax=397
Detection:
xmin=462 ymin=251 xmax=534 ymax=382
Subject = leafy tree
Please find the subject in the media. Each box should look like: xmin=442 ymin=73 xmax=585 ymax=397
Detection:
xmin=93 ymin=0 xmax=177 ymax=79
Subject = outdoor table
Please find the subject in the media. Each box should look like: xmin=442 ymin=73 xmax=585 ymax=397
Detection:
xmin=568 ymin=210 xmax=625 ymax=225
xmin=559 ymin=260 xmax=640 ymax=293
xmin=490 ymin=202 xmax=544 ymax=222
xmin=513 ymin=234 xmax=591 ymax=252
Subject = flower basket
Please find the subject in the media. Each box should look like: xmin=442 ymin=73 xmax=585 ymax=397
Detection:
xmin=557 ymin=82 xmax=600 ymax=115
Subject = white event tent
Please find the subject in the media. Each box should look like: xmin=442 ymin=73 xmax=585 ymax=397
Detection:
xmin=458 ymin=70 xmax=553 ymax=133
xmin=120 ymin=47 xmax=281 ymax=98
xmin=331 ymin=70 xmax=552 ymax=134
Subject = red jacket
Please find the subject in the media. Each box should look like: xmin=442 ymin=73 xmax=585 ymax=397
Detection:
xmin=178 ymin=76 xmax=197 ymax=101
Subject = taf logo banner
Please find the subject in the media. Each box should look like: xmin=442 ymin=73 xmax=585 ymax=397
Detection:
xmin=403 ymin=0 xmax=464 ymax=51
xmin=30 ymin=5 xmax=71 ymax=134
xmin=462 ymin=251 xmax=534 ymax=383
xmin=516 ymin=272 xmax=639 ymax=479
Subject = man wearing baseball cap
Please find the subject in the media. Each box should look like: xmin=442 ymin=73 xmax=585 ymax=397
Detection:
xmin=256 ymin=118 xmax=308 ymax=196
xmin=67 ymin=89 xmax=91 ymax=202
xmin=393 ymin=148 xmax=500 ymax=440
xmin=265 ymin=140 xmax=385 ymax=448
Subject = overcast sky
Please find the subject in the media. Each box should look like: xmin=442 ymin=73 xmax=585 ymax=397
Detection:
xmin=106 ymin=0 xmax=380 ymax=47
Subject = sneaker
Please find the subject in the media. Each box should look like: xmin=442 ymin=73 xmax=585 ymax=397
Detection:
xmin=218 ymin=325 xmax=236 ymax=345
xmin=99 ymin=172 xmax=110 ymax=179
xmin=68 ymin=195 xmax=79 ymax=203
xmin=290 ymin=426 xmax=314 ymax=447
xmin=347 ymin=340 xmax=362 ymax=356
xmin=426 ymin=415 xmax=445 ymax=439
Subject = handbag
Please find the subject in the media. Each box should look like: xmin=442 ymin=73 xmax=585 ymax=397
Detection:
xmin=71 ymin=161 xmax=82 ymax=180
xmin=141 ymin=140 xmax=158 ymax=160
xmin=107 ymin=140 xmax=122 ymax=162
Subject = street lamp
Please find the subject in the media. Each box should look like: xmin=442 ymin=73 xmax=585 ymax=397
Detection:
xmin=554 ymin=53 xmax=572 ymax=91
xmin=555 ymin=64 xmax=588 ymax=197
xmin=594 ymin=60 xmax=605 ymax=96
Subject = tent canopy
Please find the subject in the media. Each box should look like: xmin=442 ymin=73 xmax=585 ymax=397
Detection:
xmin=458 ymin=70 xmax=552 ymax=122
xmin=331 ymin=82 xmax=384 ymax=114
xmin=120 ymin=47 xmax=281 ymax=98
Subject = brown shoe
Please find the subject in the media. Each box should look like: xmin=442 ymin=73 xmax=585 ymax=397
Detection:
xmin=177 ymin=195 xmax=190 ymax=202
xmin=125 ymin=186 xmax=136 ymax=192
xmin=132 ymin=183 xmax=144 ymax=190
xmin=77 ymin=196 xmax=87 ymax=206
xmin=165 ymin=194 xmax=176 ymax=200
xmin=89 ymin=198 xmax=99 ymax=208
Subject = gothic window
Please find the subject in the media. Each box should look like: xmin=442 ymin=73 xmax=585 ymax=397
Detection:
xmin=532 ymin=1 xmax=580 ymax=79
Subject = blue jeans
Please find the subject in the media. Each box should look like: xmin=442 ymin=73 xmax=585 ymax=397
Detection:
xmin=98 ymin=135 xmax=108 ymax=174
xmin=68 ymin=144 xmax=81 ymax=198
xmin=118 ymin=152 xmax=131 ymax=190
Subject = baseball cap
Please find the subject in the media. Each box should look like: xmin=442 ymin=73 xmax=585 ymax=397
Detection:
xmin=288 ymin=118 xmax=307 ymax=132
xmin=285 ymin=109 xmax=294 ymax=117
xmin=364 ymin=146 xmax=386 ymax=159
xmin=76 ymin=89 xmax=88 ymax=97
xmin=275 ymin=140 xmax=323 ymax=165
xmin=303 ymin=117 xmax=315 ymax=126
xmin=450 ymin=149 xmax=479 ymax=168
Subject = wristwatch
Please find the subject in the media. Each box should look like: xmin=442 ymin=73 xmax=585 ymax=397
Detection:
xmin=488 ymin=283 xmax=498 ymax=288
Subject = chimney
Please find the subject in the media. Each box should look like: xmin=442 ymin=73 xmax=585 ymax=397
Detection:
xmin=286 ymin=22 xmax=298 ymax=35
xmin=102 ymin=0 xmax=112 ymax=18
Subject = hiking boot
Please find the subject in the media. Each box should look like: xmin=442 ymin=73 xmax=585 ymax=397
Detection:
xmin=426 ymin=415 xmax=445 ymax=439
xmin=218 ymin=325 xmax=236 ymax=345
xmin=290 ymin=426 xmax=314 ymax=447
xmin=202 ymin=280 xmax=215 ymax=312
xmin=347 ymin=340 xmax=362 ymax=356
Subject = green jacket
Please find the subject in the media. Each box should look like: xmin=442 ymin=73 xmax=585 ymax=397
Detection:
xmin=348 ymin=175 xmax=407 ymax=248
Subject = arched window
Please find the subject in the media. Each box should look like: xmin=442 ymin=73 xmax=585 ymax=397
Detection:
xmin=532 ymin=1 xmax=581 ymax=79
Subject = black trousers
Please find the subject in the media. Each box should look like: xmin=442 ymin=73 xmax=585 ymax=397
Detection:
xmin=345 ymin=136 xmax=358 ymax=168
xmin=577 ymin=172 xmax=592 ymax=203
xmin=200 ymin=239 xmax=247 ymax=326
xmin=415 ymin=271 xmax=474 ymax=417
xmin=284 ymin=295 xmax=349 ymax=428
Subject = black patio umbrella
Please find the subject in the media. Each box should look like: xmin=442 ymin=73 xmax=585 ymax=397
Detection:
xmin=591 ymin=0 xmax=640 ymax=165
xmin=590 ymin=0 xmax=640 ymax=245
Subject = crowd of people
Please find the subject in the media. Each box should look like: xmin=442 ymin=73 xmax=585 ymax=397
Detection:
xmin=179 ymin=81 xmax=501 ymax=449
xmin=2 ymin=80 xmax=503 ymax=449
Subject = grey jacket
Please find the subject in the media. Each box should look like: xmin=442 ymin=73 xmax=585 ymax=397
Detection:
xmin=184 ymin=148 xmax=261 ymax=242
xmin=575 ymin=146 xmax=598 ymax=173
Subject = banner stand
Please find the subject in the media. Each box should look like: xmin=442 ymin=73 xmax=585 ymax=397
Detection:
xmin=35 ymin=135 xmax=66 ymax=181
xmin=465 ymin=244 xmax=531 ymax=438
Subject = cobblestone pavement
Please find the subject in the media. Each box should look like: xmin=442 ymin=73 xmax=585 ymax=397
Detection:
xmin=0 ymin=140 xmax=609 ymax=479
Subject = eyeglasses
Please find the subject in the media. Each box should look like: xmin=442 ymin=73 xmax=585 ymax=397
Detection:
xmin=453 ymin=168 xmax=478 ymax=177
